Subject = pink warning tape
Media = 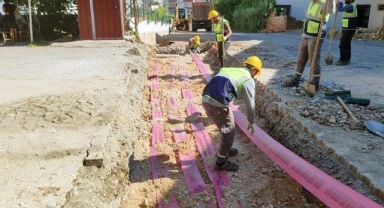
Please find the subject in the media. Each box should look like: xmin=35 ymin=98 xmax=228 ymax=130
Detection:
xmin=181 ymin=89 xmax=194 ymax=100
xmin=152 ymin=122 xmax=166 ymax=146
xmin=168 ymin=65 xmax=176 ymax=75
xmin=172 ymin=122 xmax=207 ymax=195
xmin=178 ymin=151 xmax=207 ymax=195
xmin=192 ymin=54 xmax=383 ymax=208
xmin=151 ymin=99 xmax=163 ymax=120
xmin=179 ymin=68 xmax=189 ymax=80
xmin=187 ymin=103 xmax=201 ymax=117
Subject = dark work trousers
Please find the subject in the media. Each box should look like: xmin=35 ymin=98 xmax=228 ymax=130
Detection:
xmin=295 ymin=37 xmax=324 ymax=85
xmin=339 ymin=30 xmax=356 ymax=62
xmin=202 ymin=102 xmax=235 ymax=160
xmin=217 ymin=41 xmax=231 ymax=68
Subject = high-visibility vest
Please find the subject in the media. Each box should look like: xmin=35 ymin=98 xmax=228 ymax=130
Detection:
xmin=216 ymin=67 xmax=252 ymax=98
xmin=342 ymin=3 xmax=358 ymax=30
xmin=303 ymin=0 xmax=330 ymax=37
xmin=213 ymin=18 xmax=230 ymax=43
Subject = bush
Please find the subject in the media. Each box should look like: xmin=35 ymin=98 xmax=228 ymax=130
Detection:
xmin=215 ymin=0 xmax=276 ymax=32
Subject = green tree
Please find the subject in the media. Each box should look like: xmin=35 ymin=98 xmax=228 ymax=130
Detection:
xmin=214 ymin=0 xmax=276 ymax=32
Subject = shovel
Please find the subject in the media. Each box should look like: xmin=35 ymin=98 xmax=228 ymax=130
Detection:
xmin=325 ymin=6 xmax=338 ymax=65
xmin=365 ymin=120 xmax=384 ymax=138
xmin=222 ymin=15 xmax=225 ymax=68
xmin=304 ymin=0 xmax=330 ymax=97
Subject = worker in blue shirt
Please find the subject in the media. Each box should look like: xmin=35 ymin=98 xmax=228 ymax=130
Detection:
xmin=336 ymin=0 xmax=358 ymax=66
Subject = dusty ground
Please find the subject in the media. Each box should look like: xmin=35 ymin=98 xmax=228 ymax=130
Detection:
xmin=0 ymin=40 xmax=151 ymax=207
xmin=120 ymin=49 xmax=327 ymax=208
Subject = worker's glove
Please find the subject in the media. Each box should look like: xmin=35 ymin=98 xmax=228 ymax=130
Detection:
xmin=337 ymin=2 xmax=343 ymax=7
xmin=189 ymin=49 xmax=193 ymax=54
xmin=223 ymin=36 xmax=228 ymax=42
xmin=247 ymin=123 xmax=255 ymax=135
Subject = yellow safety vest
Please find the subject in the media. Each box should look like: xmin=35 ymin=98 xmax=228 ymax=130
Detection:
xmin=217 ymin=67 xmax=251 ymax=97
xmin=303 ymin=0 xmax=330 ymax=37
xmin=342 ymin=3 xmax=358 ymax=30
xmin=213 ymin=18 xmax=230 ymax=43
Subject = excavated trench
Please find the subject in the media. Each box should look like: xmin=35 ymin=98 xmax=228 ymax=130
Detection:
xmin=119 ymin=44 xmax=383 ymax=207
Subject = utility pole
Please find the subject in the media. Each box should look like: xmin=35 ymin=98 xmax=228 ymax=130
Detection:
xmin=133 ymin=0 xmax=139 ymax=32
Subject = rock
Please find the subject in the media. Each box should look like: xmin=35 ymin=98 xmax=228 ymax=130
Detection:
xmin=301 ymin=110 xmax=310 ymax=118
xmin=329 ymin=116 xmax=336 ymax=123
xmin=204 ymin=196 xmax=210 ymax=202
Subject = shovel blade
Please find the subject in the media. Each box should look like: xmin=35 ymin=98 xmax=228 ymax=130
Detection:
xmin=325 ymin=54 xmax=333 ymax=65
xmin=303 ymin=81 xmax=316 ymax=97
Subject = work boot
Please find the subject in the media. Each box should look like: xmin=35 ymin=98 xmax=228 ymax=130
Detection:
xmin=229 ymin=148 xmax=238 ymax=157
xmin=336 ymin=60 xmax=348 ymax=66
xmin=215 ymin=160 xmax=239 ymax=172
xmin=282 ymin=77 xmax=299 ymax=88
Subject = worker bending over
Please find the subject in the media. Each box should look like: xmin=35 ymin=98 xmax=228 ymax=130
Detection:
xmin=208 ymin=10 xmax=232 ymax=68
xmin=188 ymin=36 xmax=201 ymax=54
xmin=336 ymin=0 xmax=357 ymax=66
xmin=202 ymin=56 xmax=262 ymax=172
xmin=283 ymin=0 xmax=333 ymax=91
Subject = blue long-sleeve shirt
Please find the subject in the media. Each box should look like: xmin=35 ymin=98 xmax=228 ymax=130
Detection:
xmin=338 ymin=2 xmax=354 ymax=13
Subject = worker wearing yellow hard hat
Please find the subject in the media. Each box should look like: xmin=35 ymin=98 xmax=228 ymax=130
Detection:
xmin=202 ymin=56 xmax=262 ymax=172
xmin=208 ymin=10 xmax=232 ymax=68
xmin=188 ymin=35 xmax=201 ymax=54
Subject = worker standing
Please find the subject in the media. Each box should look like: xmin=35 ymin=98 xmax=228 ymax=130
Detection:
xmin=283 ymin=0 xmax=333 ymax=90
xmin=208 ymin=10 xmax=232 ymax=68
xmin=336 ymin=0 xmax=358 ymax=66
xmin=202 ymin=56 xmax=262 ymax=172
xmin=188 ymin=36 xmax=201 ymax=54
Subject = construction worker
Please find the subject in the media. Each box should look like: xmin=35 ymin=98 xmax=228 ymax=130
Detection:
xmin=336 ymin=0 xmax=358 ymax=66
xmin=202 ymin=56 xmax=262 ymax=172
xmin=282 ymin=0 xmax=333 ymax=90
xmin=188 ymin=36 xmax=201 ymax=54
xmin=208 ymin=10 xmax=232 ymax=68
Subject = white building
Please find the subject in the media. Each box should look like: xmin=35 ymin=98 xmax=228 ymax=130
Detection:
xmin=276 ymin=0 xmax=384 ymax=29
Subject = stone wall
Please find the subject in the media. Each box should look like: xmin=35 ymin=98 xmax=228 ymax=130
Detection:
xmin=329 ymin=27 xmax=384 ymax=41
xmin=266 ymin=13 xmax=303 ymax=32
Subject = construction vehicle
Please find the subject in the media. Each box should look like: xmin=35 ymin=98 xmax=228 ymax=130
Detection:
xmin=172 ymin=2 xmax=190 ymax=31
xmin=191 ymin=2 xmax=212 ymax=31
xmin=171 ymin=1 xmax=212 ymax=32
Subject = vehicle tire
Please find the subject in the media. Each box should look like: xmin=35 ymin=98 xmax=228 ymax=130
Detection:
xmin=206 ymin=27 xmax=212 ymax=32
xmin=192 ymin=26 xmax=197 ymax=32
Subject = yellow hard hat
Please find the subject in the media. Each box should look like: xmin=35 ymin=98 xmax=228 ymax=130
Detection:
xmin=208 ymin=10 xmax=219 ymax=20
xmin=244 ymin=56 xmax=262 ymax=76
xmin=193 ymin=36 xmax=200 ymax=43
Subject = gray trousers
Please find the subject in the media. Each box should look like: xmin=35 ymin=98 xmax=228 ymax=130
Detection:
xmin=295 ymin=37 xmax=323 ymax=84
xmin=202 ymin=102 xmax=235 ymax=158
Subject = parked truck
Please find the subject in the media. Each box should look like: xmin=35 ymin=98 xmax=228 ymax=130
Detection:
xmin=191 ymin=2 xmax=212 ymax=31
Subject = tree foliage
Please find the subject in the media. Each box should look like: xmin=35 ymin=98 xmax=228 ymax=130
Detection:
xmin=214 ymin=0 xmax=276 ymax=32
xmin=1 ymin=0 xmax=78 ymax=40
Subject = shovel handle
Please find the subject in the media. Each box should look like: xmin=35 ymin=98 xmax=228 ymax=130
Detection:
xmin=337 ymin=96 xmax=360 ymax=123
xmin=308 ymin=0 xmax=330 ymax=81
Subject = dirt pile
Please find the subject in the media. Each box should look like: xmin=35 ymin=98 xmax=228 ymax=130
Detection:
xmin=156 ymin=42 xmax=215 ymax=55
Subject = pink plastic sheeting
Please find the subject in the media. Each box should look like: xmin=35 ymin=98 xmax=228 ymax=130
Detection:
xmin=168 ymin=65 xmax=176 ymax=75
xmin=150 ymin=81 xmax=160 ymax=90
xmin=172 ymin=123 xmax=207 ymax=195
xmin=167 ymin=98 xmax=183 ymax=122
xmin=181 ymin=89 xmax=194 ymax=100
xmin=152 ymin=63 xmax=161 ymax=77
xmin=179 ymin=69 xmax=189 ymax=80
xmin=151 ymin=99 xmax=163 ymax=120
xmin=150 ymin=147 xmax=170 ymax=179
xmin=187 ymin=103 xmax=201 ymax=117
xmin=192 ymin=54 xmax=383 ymax=208
xmin=178 ymin=151 xmax=208 ymax=195
xmin=152 ymin=122 xmax=166 ymax=146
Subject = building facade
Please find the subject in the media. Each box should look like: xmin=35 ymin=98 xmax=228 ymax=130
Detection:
xmin=276 ymin=0 xmax=384 ymax=29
